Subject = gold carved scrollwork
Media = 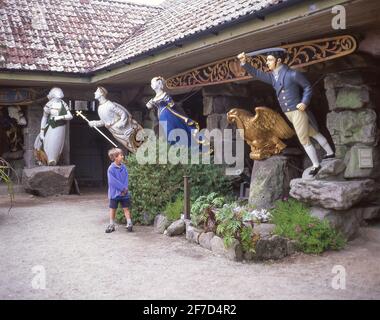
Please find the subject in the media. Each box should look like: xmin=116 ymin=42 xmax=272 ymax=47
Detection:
xmin=166 ymin=35 xmax=357 ymax=89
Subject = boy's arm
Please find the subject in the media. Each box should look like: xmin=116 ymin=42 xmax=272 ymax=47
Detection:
xmin=107 ymin=168 xmax=125 ymax=192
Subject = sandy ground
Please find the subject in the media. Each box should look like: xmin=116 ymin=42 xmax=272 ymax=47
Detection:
xmin=0 ymin=190 xmax=380 ymax=300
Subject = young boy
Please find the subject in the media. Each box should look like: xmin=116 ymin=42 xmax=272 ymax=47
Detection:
xmin=105 ymin=148 xmax=133 ymax=233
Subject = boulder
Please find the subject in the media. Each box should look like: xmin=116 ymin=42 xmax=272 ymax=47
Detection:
xmin=185 ymin=223 xmax=203 ymax=244
xmin=199 ymin=232 xmax=215 ymax=250
xmin=302 ymin=158 xmax=346 ymax=180
xmin=154 ymin=214 xmax=171 ymax=234
xmin=166 ymin=219 xmax=186 ymax=236
xmin=254 ymin=235 xmax=289 ymax=260
xmin=249 ymin=155 xmax=301 ymax=209
xmin=253 ymin=223 xmax=275 ymax=239
xmin=22 ymin=165 xmax=75 ymax=197
xmin=335 ymin=86 xmax=370 ymax=110
xmin=290 ymin=178 xmax=375 ymax=210
xmin=210 ymin=236 xmax=243 ymax=262
xmin=324 ymin=72 xmax=364 ymax=91
xmin=326 ymin=109 xmax=377 ymax=146
xmin=344 ymin=145 xmax=380 ymax=179
xmin=310 ymin=206 xmax=360 ymax=240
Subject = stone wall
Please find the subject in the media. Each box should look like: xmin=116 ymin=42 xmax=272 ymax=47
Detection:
xmin=325 ymin=71 xmax=380 ymax=180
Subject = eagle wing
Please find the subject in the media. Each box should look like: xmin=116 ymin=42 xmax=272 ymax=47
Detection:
xmin=253 ymin=107 xmax=295 ymax=139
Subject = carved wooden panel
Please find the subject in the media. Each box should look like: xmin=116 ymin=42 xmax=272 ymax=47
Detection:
xmin=166 ymin=35 xmax=357 ymax=89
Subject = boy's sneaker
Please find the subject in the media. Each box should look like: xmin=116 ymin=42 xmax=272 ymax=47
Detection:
xmin=105 ymin=224 xmax=116 ymax=233
xmin=126 ymin=224 xmax=133 ymax=232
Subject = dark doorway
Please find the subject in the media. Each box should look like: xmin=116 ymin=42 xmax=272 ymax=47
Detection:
xmin=70 ymin=109 xmax=115 ymax=187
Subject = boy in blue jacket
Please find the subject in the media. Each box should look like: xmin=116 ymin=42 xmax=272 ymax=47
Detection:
xmin=106 ymin=148 xmax=133 ymax=233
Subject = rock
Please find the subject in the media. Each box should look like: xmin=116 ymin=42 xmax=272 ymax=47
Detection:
xmin=199 ymin=232 xmax=215 ymax=250
xmin=344 ymin=145 xmax=380 ymax=179
xmin=290 ymin=178 xmax=375 ymax=210
xmin=203 ymin=96 xmax=213 ymax=116
xmin=249 ymin=155 xmax=301 ymax=209
xmin=210 ymin=236 xmax=243 ymax=261
xmin=310 ymin=206 xmax=360 ymax=240
xmin=335 ymin=86 xmax=370 ymax=110
xmin=302 ymin=159 xmax=346 ymax=180
xmin=22 ymin=165 xmax=75 ymax=197
xmin=335 ymin=145 xmax=349 ymax=159
xmin=326 ymin=109 xmax=377 ymax=146
xmin=154 ymin=214 xmax=171 ymax=234
xmin=206 ymin=114 xmax=222 ymax=131
xmin=225 ymin=239 xmax=243 ymax=262
xmin=244 ymin=251 xmax=254 ymax=261
xmin=254 ymin=235 xmax=288 ymax=260
xmin=210 ymin=235 xmax=225 ymax=255
xmin=142 ymin=212 xmax=155 ymax=225
xmin=253 ymin=223 xmax=275 ymax=239
xmin=324 ymin=72 xmax=364 ymax=91
xmin=185 ymin=224 xmax=203 ymax=244
xmin=166 ymin=219 xmax=186 ymax=236
xmin=287 ymin=240 xmax=298 ymax=255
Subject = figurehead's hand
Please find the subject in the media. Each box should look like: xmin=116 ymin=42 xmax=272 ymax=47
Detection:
xmin=296 ymin=103 xmax=307 ymax=111
xmin=146 ymin=99 xmax=154 ymax=110
xmin=89 ymin=121 xmax=96 ymax=128
xmin=237 ymin=52 xmax=247 ymax=65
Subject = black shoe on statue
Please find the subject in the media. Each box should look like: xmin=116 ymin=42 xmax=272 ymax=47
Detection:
xmin=322 ymin=153 xmax=335 ymax=160
xmin=309 ymin=165 xmax=321 ymax=176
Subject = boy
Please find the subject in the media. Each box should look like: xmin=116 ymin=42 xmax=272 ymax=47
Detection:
xmin=106 ymin=148 xmax=133 ymax=233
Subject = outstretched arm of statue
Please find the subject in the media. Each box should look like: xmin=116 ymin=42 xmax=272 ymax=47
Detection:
xmin=88 ymin=120 xmax=105 ymax=128
xmin=237 ymin=52 xmax=272 ymax=85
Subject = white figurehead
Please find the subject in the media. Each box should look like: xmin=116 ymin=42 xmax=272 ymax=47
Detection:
xmin=34 ymin=87 xmax=73 ymax=166
xmin=89 ymin=86 xmax=144 ymax=153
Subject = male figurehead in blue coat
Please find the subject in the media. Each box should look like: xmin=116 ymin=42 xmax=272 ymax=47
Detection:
xmin=237 ymin=48 xmax=335 ymax=176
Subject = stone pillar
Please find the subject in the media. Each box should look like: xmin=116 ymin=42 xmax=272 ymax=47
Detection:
xmin=203 ymin=83 xmax=250 ymax=164
xmin=249 ymin=155 xmax=302 ymax=209
xmin=324 ymin=71 xmax=379 ymax=180
xmin=23 ymin=105 xmax=42 ymax=168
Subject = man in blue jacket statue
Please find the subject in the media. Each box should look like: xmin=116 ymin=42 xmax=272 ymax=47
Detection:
xmin=237 ymin=48 xmax=335 ymax=176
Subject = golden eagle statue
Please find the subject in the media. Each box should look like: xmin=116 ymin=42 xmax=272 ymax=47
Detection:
xmin=227 ymin=107 xmax=295 ymax=160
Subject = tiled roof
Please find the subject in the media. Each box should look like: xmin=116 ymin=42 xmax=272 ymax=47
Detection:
xmin=93 ymin=0 xmax=289 ymax=71
xmin=0 ymin=0 xmax=162 ymax=73
xmin=0 ymin=0 xmax=289 ymax=74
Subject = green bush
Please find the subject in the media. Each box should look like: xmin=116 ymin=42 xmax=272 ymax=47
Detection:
xmin=164 ymin=195 xmax=184 ymax=222
xmin=270 ymin=199 xmax=346 ymax=254
xmin=191 ymin=192 xmax=226 ymax=228
xmin=127 ymin=139 xmax=233 ymax=224
xmin=215 ymin=203 xmax=256 ymax=253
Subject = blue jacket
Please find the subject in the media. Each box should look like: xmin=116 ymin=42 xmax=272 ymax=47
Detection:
xmin=107 ymin=162 xmax=129 ymax=200
xmin=242 ymin=63 xmax=318 ymax=130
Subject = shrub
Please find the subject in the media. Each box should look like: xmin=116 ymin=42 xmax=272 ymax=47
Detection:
xmin=127 ymin=139 xmax=233 ymax=224
xmin=270 ymin=198 xmax=346 ymax=254
xmin=191 ymin=192 xmax=226 ymax=228
xmin=164 ymin=195 xmax=184 ymax=222
xmin=215 ymin=204 xmax=256 ymax=253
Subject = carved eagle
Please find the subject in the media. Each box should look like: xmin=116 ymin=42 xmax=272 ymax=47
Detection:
xmin=227 ymin=107 xmax=295 ymax=160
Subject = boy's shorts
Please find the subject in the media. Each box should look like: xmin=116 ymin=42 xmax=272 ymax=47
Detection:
xmin=109 ymin=195 xmax=131 ymax=209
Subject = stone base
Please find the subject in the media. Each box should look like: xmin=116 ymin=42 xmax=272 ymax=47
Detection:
xmin=310 ymin=206 xmax=380 ymax=240
xmin=290 ymin=178 xmax=375 ymax=210
xmin=22 ymin=165 xmax=75 ymax=197
xmin=249 ymin=155 xmax=301 ymax=209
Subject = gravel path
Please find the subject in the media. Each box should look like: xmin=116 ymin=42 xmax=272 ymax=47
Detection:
xmin=0 ymin=191 xmax=380 ymax=300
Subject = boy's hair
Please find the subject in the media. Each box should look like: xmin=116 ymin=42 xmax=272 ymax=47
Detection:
xmin=108 ymin=148 xmax=123 ymax=161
